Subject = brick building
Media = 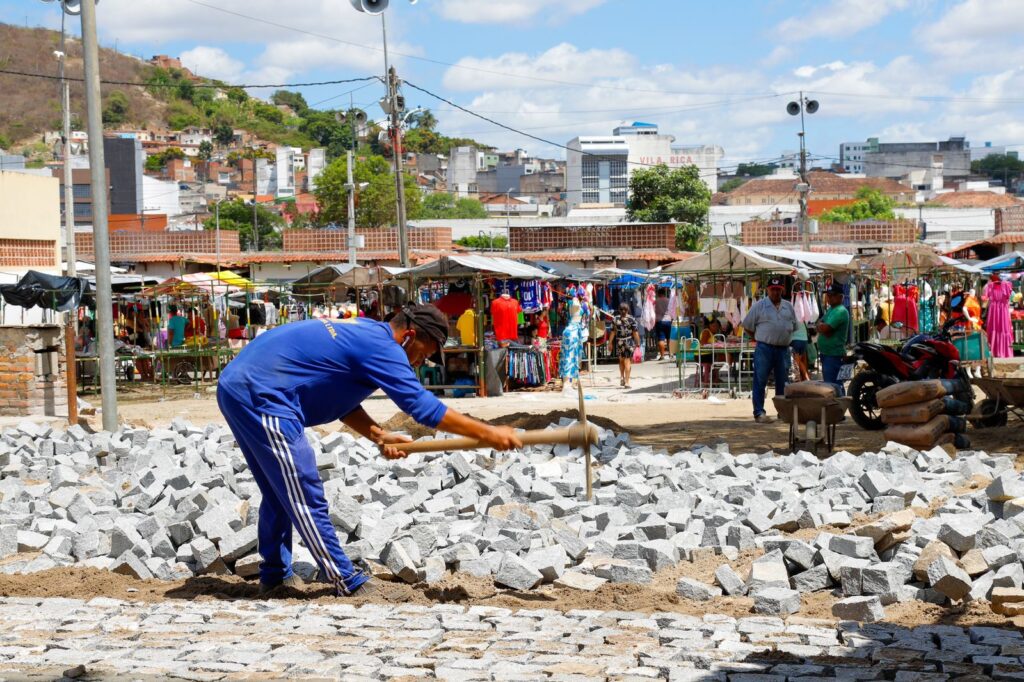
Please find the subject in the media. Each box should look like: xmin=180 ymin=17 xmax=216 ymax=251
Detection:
xmin=741 ymin=218 xmax=919 ymax=247
xmin=723 ymin=171 xmax=914 ymax=206
xmin=282 ymin=227 xmax=452 ymax=252
xmin=0 ymin=171 xmax=61 ymax=273
xmin=508 ymin=223 xmax=675 ymax=251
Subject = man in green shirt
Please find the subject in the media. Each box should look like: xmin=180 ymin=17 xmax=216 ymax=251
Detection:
xmin=816 ymin=282 xmax=850 ymax=395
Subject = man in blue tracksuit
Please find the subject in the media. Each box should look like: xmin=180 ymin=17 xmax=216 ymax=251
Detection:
xmin=217 ymin=304 xmax=521 ymax=596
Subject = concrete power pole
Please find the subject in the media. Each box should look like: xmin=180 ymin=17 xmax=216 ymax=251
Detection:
xmin=79 ymin=0 xmax=117 ymax=430
xmin=347 ymin=149 xmax=357 ymax=266
xmin=59 ymin=28 xmax=76 ymax=279
xmin=381 ymin=13 xmax=409 ymax=268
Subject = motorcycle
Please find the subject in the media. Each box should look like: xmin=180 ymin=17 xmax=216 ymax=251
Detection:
xmin=844 ymin=316 xmax=974 ymax=431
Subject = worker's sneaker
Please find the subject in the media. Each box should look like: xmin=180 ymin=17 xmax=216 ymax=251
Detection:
xmin=346 ymin=579 xmax=380 ymax=598
xmin=754 ymin=413 xmax=775 ymax=424
xmin=258 ymin=574 xmax=305 ymax=596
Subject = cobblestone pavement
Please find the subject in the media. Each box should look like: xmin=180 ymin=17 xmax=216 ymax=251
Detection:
xmin=3 ymin=597 xmax=1024 ymax=680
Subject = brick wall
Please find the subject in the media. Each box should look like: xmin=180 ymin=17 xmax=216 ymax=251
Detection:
xmin=995 ymin=206 xmax=1024 ymax=234
xmin=0 ymin=325 xmax=67 ymax=417
xmin=741 ymin=219 xmax=919 ymax=246
xmin=75 ymin=231 xmax=241 ymax=259
xmin=282 ymin=227 xmax=453 ymax=252
xmin=0 ymin=239 xmax=59 ymax=269
xmin=509 ymin=224 xmax=676 ymax=251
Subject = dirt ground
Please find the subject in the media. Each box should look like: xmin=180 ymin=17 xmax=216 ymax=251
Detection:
xmin=105 ymin=386 xmax=1024 ymax=456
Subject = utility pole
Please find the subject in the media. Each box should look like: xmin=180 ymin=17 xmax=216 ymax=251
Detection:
xmin=58 ymin=12 xmax=76 ymax=279
xmin=381 ymin=13 xmax=409 ymax=267
xmin=788 ymin=91 xmax=818 ymax=253
xmin=347 ymin=94 xmax=357 ymax=267
xmin=251 ymin=148 xmax=259 ymax=252
xmin=80 ymin=0 xmax=117 ymax=430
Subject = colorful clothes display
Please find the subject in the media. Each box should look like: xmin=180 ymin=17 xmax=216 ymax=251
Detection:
xmin=890 ymin=283 xmax=919 ymax=332
xmin=641 ymin=284 xmax=656 ymax=331
xmin=984 ymin=279 xmax=1014 ymax=358
xmin=559 ymin=321 xmax=585 ymax=380
xmin=490 ymin=295 xmax=521 ymax=342
xmin=456 ymin=309 xmax=476 ymax=346
xmin=506 ymin=345 xmax=549 ymax=386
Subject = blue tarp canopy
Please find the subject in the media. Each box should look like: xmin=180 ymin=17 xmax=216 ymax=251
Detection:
xmin=978 ymin=251 xmax=1024 ymax=272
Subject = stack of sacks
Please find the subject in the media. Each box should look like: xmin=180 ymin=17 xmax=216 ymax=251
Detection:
xmin=878 ymin=379 xmax=971 ymax=450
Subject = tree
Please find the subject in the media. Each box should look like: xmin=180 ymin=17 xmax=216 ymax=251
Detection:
xmin=314 ymin=154 xmax=422 ymax=228
xmin=102 ymin=90 xmax=131 ymax=125
xmin=626 ymin=164 xmax=712 ymax=251
xmin=819 ymin=187 xmax=896 ymax=222
xmin=456 ymin=235 xmax=508 ymax=249
xmin=144 ymin=147 xmax=185 ymax=172
xmin=419 ymin=193 xmax=488 ymax=219
xmin=735 ymin=162 xmax=778 ymax=177
xmin=718 ymin=177 xmax=747 ymax=193
xmin=300 ymin=109 xmax=357 ymax=160
xmin=197 ymin=140 xmax=213 ymax=161
xmin=203 ymin=199 xmax=284 ymax=251
xmin=0 ymin=133 xmax=10 ymax=151
xmin=407 ymin=108 xmax=438 ymax=131
xmin=271 ymin=90 xmax=309 ymax=114
xmin=972 ymin=154 xmax=1024 ymax=188
xmin=213 ymin=122 xmax=235 ymax=147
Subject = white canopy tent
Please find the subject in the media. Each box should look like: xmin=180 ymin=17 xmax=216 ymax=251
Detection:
xmin=663 ymin=244 xmax=812 ymax=279
xmin=402 ymin=254 xmax=554 ymax=280
xmin=746 ymin=246 xmax=856 ymax=272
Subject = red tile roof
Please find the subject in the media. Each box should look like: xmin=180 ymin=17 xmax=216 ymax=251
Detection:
xmin=929 ymin=192 xmax=1022 ymax=208
xmin=728 ymin=171 xmax=911 ymax=198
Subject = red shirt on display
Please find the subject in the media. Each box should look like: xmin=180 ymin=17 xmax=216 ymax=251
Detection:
xmin=491 ymin=295 xmax=521 ymax=342
xmin=435 ymin=292 xmax=473 ymax=317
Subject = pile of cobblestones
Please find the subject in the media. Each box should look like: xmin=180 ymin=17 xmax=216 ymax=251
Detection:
xmin=2 ymin=418 xmax=1024 ymax=621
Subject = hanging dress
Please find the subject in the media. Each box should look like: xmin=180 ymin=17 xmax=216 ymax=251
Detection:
xmin=559 ymin=299 xmax=586 ymax=380
xmin=890 ymin=283 xmax=919 ymax=333
xmin=641 ymin=284 xmax=657 ymax=331
xmin=984 ymin=279 xmax=1014 ymax=358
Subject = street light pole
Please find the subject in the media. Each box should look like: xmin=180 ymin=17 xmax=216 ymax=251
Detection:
xmin=380 ymin=14 xmax=410 ymax=267
xmin=57 ymin=13 xmax=76 ymax=279
xmin=80 ymin=0 xmax=117 ymax=430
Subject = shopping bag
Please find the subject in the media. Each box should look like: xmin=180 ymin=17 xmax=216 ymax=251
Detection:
xmin=632 ymin=346 xmax=643 ymax=363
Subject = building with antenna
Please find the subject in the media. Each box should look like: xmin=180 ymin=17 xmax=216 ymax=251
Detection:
xmin=565 ymin=123 xmax=722 ymax=212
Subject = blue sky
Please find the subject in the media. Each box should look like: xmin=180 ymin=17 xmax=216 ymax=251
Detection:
xmin=6 ymin=0 xmax=1024 ymax=171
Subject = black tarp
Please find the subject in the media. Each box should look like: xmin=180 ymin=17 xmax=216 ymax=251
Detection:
xmin=0 ymin=270 xmax=90 ymax=312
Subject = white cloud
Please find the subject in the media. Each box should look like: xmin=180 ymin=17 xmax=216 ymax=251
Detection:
xmin=442 ymin=43 xmax=637 ymax=91
xmin=435 ymin=0 xmax=606 ymax=25
xmin=777 ymin=0 xmax=910 ymax=40
xmin=178 ymin=47 xmax=246 ymax=83
xmin=761 ymin=46 xmax=793 ymax=68
xmin=919 ymin=0 xmax=1024 ymax=69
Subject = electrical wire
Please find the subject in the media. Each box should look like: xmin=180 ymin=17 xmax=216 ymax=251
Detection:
xmin=0 ymin=67 xmax=380 ymax=90
xmin=179 ymin=0 xmax=784 ymax=99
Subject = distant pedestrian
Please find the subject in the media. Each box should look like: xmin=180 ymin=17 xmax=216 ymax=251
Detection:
xmin=654 ymin=288 xmax=672 ymax=360
xmin=608 ymin=303 xmax=641 ymax=389
xmin=742 ymin=276 xmax=798 ymax=423
xmin=817 ymin=281 xmax=851 ymax=395
xmin=790 ymin=321 xmax=810 ymax=382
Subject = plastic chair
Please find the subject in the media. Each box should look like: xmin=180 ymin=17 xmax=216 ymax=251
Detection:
xmin=708 ymin=334 xmax=732 ymax=395
xmin=677 ymin=337 xmax=702 ymax=392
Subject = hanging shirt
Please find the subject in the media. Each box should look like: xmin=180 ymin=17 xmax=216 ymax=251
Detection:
xmin=435 ymin=291 xmax=473 ymax=317
xmin=219 ymin=318 xmax=448 ymax=428
xmin=491 ymin=295 xmax=521 ymax=342
xmin=456 ymin=309 xmax=477 ymax=346
xmin=519 ymin=281 xmax=541 ymax=313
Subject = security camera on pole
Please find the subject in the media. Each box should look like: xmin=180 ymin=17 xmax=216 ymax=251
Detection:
xmin=787 ymin=92 xmax=819 ymax=252
xmin=348 ymin=0 xmax=418 ymax=267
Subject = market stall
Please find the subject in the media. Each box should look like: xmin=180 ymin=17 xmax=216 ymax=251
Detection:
xmin=289 ymin=264 xmax=399 ymax=320
xmin=402 ymin=255 xmax=555 ymax=397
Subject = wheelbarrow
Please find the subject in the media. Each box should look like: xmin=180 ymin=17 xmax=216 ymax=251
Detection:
xmin=968 ymin=377 xmax=1024 ymax=428
xmin=772 ymin=395 xmax=852 ymax=456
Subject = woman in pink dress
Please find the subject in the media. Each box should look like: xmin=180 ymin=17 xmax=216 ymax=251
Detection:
xmin=983 ymin=273 xmax=1014 ymax=358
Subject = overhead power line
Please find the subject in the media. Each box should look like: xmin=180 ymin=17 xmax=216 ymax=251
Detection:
xmin=0 ymin=67 xmax=380 ymax=90
xmin=179 ymin=0 xmax=783 ymax=98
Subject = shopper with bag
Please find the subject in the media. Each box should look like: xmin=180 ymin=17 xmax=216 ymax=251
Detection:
xmin=608 ymin=303 xmax=642 ymax=389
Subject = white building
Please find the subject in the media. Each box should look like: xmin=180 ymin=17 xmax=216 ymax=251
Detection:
xmin=839 ymin=139 xmax=873 ymax=173
xmin=566 ymin=123 xmax=722 ymax=211
xmin=142 ymin=175 xmax=181 ymax=217
xmin=273 ymin=148 xmax=295 ymax=198
xmin=447 ymin=146 xmax=485 ymax=197
xmin=971 ymin=142 xmax=1007 ymax=162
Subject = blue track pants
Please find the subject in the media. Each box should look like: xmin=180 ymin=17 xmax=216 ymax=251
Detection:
xmin=217 ymin=387 xmax=368 ymax=594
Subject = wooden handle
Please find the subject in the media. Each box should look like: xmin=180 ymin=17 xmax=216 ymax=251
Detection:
xmin=394 ymin=424 xmax=598 ymax=455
